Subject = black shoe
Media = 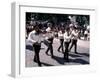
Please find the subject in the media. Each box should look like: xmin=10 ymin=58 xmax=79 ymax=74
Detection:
xmin=51 ymin=55 xmax=54 ymax=58
xmin=75 ymin=52 xmax=78 ymax=54
xmin=38 ymin=63 xmax=42 ymax=67
xmin=33 ymin=59 xmax=37 ymax=63
xmin=45 ymin=52 xmax=49 ymax=55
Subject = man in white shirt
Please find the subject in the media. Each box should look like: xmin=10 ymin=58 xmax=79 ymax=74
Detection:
xmin=44 ymin=27 xmax=54 ymax=58
xmin=57 ymin=30 xmax=64 ymax=53
xmin=28 ymin=26 xmax=42 ymax=66
xmin=63 ymin=27 xmax=71 ymax=61
xmin=69 ymin=27 xmax=79 ymax=54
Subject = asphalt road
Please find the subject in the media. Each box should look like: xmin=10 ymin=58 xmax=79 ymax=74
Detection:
xmin=25 ymin=38 xmax=89 ymax=67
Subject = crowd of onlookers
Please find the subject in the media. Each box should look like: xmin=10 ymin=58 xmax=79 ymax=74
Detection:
xmin=26 ymin=21 xmax=90 ymax=41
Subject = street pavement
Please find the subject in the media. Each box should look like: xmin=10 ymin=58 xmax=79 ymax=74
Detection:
xmin=25 ymin=38 xmax=89 ymax=67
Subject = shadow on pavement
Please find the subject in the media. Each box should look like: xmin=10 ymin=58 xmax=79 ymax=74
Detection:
xmin=68 ymin=58 xmax=89 ymax=64
xmin=69 ymin=53 xmax=82 ymax=57
xmin=41 ymin=62 xmax=54 ymax=66
xmin=49 ymin=54 xmax=89 ymax=65
xmin=77 ymin=53 xmax=89 ymax=57
xmin=52 ymin=56 xmax=65 ymax=65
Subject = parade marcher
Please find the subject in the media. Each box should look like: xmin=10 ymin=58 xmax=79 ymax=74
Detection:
xmin=44 ymin=26 xmax=54 ymax=58
xmin=28 ymin=26 xmax=42 ymax=66
xmin=69 ymin=27 xmax=79 ymax=54
xmin=63 ymin=27 xmax=71 ymax=61
xmin=57 ymin=29 xmax=64 ymax=53
xmin=84 ymin=30 xmax=88 ymax=40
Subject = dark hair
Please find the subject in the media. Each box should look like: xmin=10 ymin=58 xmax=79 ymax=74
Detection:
xmin=34 ymin=25 xmax=41 ymax=34
xmin=65 ymin=27 xmax=70 ymax=31
xmin=73 ymin=26 xmax=78 ymax=30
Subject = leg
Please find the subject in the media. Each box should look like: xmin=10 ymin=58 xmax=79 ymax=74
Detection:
xmin=44 ymin=40 xmax=50 ymax=55
xmin=57 ymin=39 xmax=62 ymax=52
xmin=66 ymin=43 xmax=69 ymax=61
xmin=61 ymin=39 xmax=64 ymax=53
xmin=45 ymin=41 xmax=50 ymax=55
xmin=74 ymin=40 xmax=78 ymax=53
xmin=64 ymin=42 xmax=67 ymax=59
xmin=45 ymin=46 xmax=49 ymax=55
xmin=69 ymin=40 xmax=74 ymax=51
xmin=36 ymin=49 xmax=41 ymax=66
xmin=49 ymin=44 xmax=54 ymax=58
xmin=33 ymin=45 xmax=37 ymax=62
xmin=64 ymin=42 xmax=69 ymax=61
xmin=33 ymin=44 xmax=41 ymax=66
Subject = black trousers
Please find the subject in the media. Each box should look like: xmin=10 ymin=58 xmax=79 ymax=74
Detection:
xmin=46 ymin=43 xmax=53 ymax=57
xmin=64 ymin=42 xmax=70 ymax=60
xmin=58 ymin=39 xmax=64 ymax=52
xmin=33 ymin=43 xmax=41 ymax=66
xmin=84 ymin=34 xmax=88 ymax=40
xmin=69 ymin=39 xmax=77 ymax=53
xmin=45 ymin=38 xmax=54 ymax=57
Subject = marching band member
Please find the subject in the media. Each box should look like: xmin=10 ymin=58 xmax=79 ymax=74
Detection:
xmin=44 ymin=27 xmax=54 ymax=58
xmin=57 ymin=29 xmax=64 ymax=53
xmin=63 ymin=27 xmax=71 ymax=61
xmin=69 ymin=27 xmax=79 ymax=54
xmin=28 ymin=26 xmax=42 ymax=66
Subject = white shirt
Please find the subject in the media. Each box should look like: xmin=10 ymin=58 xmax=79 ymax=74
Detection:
xmin=84 ymin=30 xmax=88 ymax=35
xmin=46 ymin=27 xmax=51 ymax=32
xmin=71 ymin=30 xmax=79 ymax=40
xmin=58 ymin=31 xmax=64 ymax=39
xmin=28 ymin=30 xmax=42 ymax=44
xmin=45 ymin=32 xmax=54 ymax=40
xmin=64 ymin=32 xmax=71 ymax=42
